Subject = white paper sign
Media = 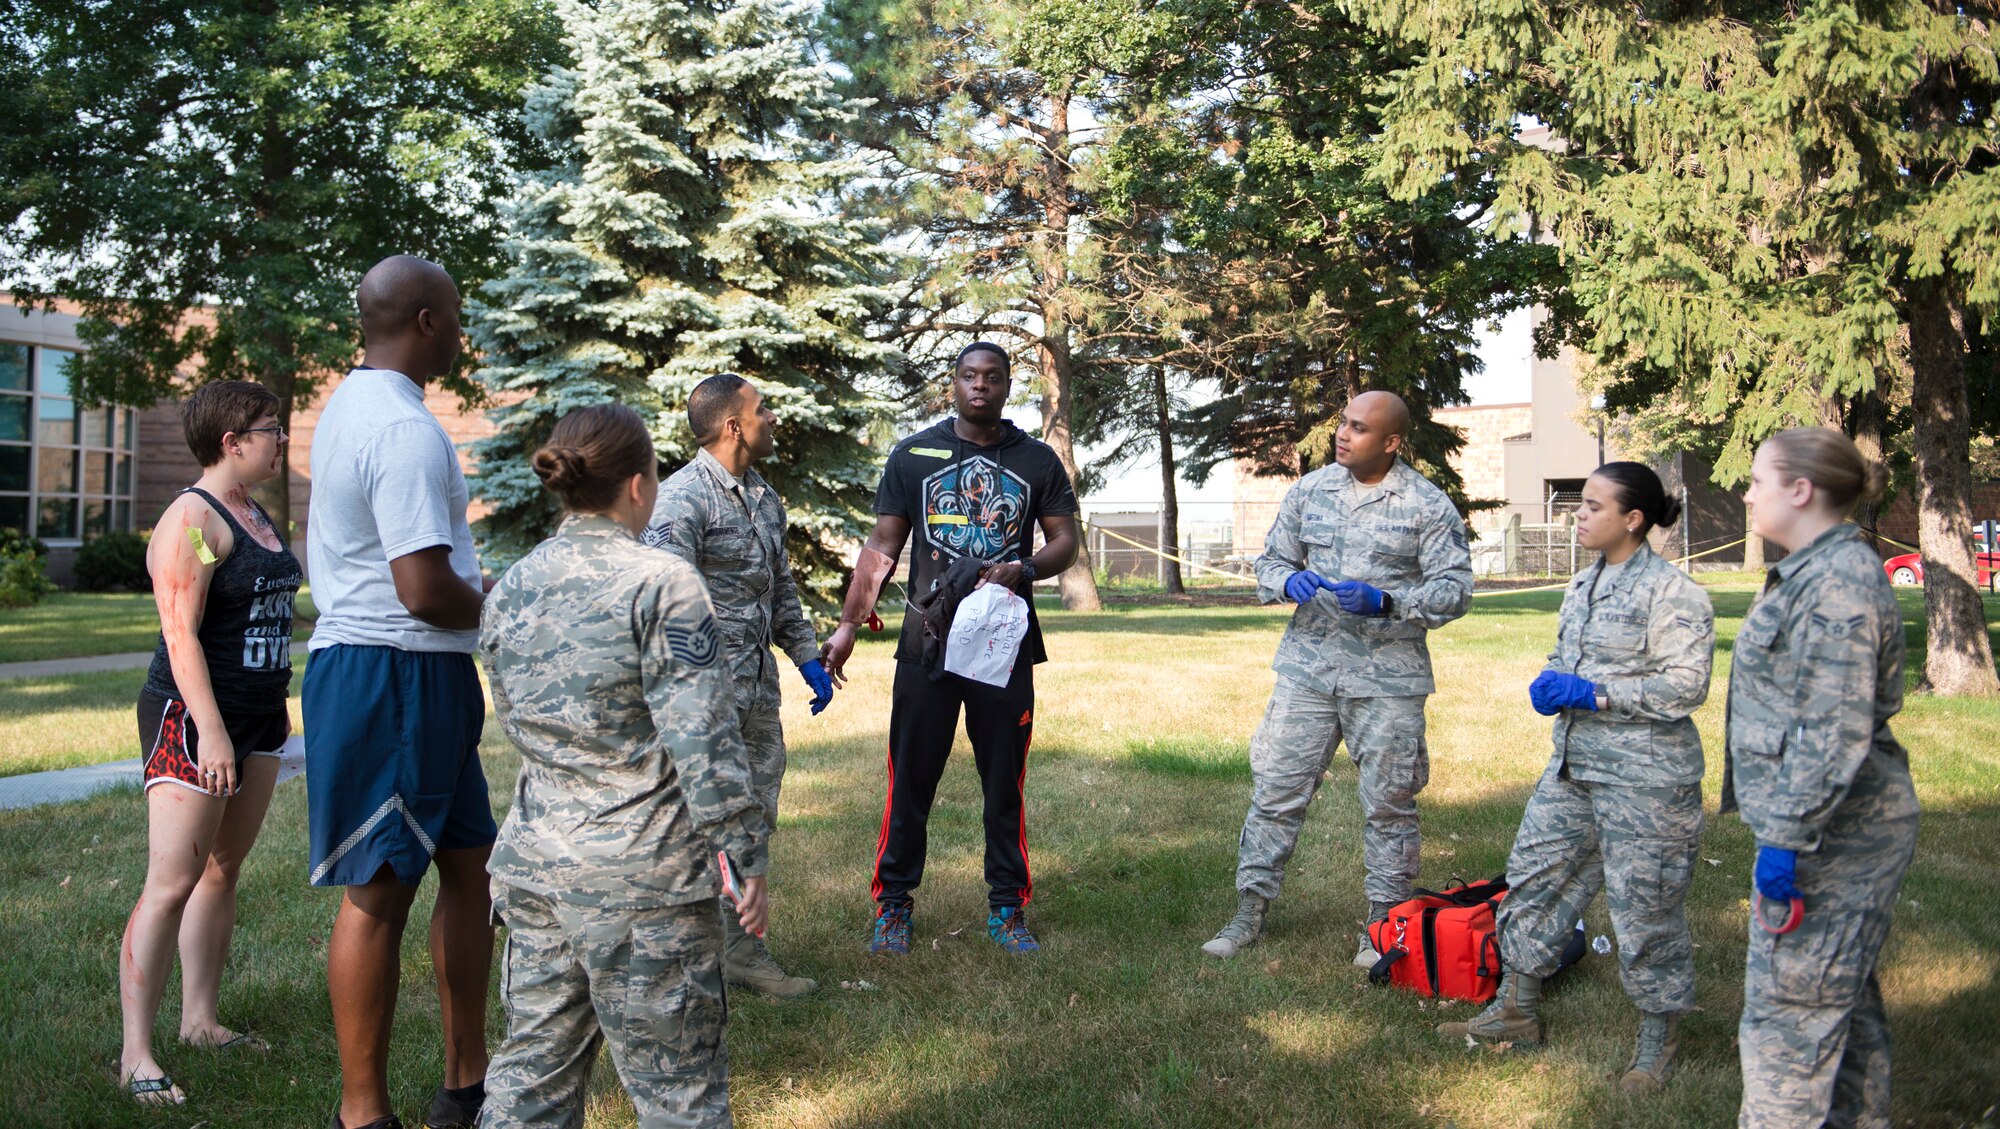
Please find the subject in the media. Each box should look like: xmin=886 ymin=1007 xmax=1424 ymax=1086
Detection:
xmin=942 ymin=583 xmax=1030 ymax=687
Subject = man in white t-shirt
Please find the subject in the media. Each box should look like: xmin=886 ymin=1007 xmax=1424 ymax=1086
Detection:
xmin=304 ymin=255 xmax=495 ymax=1129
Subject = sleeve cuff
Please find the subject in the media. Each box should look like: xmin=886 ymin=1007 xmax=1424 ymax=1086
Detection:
xmin=383 ymin=535 xmax=456 ymax=562
xmin=1748 ymin=817 xmax=1819 ymax=853
xmin=726 ymin=833 xmax=769 ymax=878
xmin=787 ymin=641 xmax=821 ymax=668
xmin=1605 ymin=678 xmax=1641 ymax=718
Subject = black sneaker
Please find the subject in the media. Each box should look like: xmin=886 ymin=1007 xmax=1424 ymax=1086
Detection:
xmin=425 ymin=1082 xmax=484 ymax=1129
xmin=330 ymin=1114 xmax=404 ymax=1129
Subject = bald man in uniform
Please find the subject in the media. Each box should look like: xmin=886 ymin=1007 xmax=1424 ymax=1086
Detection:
xmin=305 ymin=256 xmax=497 ymax=1129
xmin=1202 ymin=391 xmax=1474 ymax=967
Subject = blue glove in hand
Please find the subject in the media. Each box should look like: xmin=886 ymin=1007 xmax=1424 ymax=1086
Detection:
xmin=1754 ymin=846 xmax=1800 ymax=902
xmin=1285 ymin=570 xmax=1331 ymax=605
xmin=1527 ymin=670 xmax=1562 ymax=715
xmin=1530 ymin=670 xmax=1597 ymax=713
xmin=800 ymin=659 xmax=835 ymax=716
xmin=1331 ymin=579 xmax=1386 ymax=616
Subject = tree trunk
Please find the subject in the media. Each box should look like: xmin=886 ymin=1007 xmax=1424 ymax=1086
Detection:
xmin=1848 ymin=385 xmax=1889 ymax=553
xmin=1154 ymin=368 xmax=1185 ymax=594
xmin=1906 ymin=280 xmax=1999 ymax=695
xmin=1033 ymin=91 xmax=1101 ymax=612
xmin=1743 ymin=507 xmax=1764 ymax=572
xmin=252 ymin=362 xmax=296 ymax=538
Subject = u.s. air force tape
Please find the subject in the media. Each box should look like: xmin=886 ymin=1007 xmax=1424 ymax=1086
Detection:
xmin=664 ymin=617 xmax=722 ymax=667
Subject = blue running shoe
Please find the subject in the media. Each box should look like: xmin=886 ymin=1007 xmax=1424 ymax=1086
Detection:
xmin=987 ymin=906 xmax=1040 ymax=954
xmin=870 ymin=902 xmax=913 ymax=955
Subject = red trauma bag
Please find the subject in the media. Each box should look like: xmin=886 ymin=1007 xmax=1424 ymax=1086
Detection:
xmin=1365 ymin=875 xmax=1585 ymax=1004
xmin=1367 ymin=876 xmax=1508 ymax=1002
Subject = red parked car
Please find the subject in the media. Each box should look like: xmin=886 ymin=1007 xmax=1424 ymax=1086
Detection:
xmin=1883 ymin=533 xmax=1998 ymax=586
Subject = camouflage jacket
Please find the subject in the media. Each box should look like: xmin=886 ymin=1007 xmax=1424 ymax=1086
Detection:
xmin=1255 ymin=460 xmax=1474 ymax=697
xmin=645 ymin=447 xmax=818 ymax=712
xmin=1723 ymin=524 xmax=1910 ymax=851
xmin=481 ymin=514 xmax=768 ymax=909
xmin=1546 ymin=543 xmax=1716 ymax=787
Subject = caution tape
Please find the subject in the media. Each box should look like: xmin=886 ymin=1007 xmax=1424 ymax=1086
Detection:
xmin=1082 ymin=516 xmax=1771 ymax=598
xmin=1851 ymin=523 xmax=1919 ymax=554
xmin=1677 ymin=536 xmax=1748 ymax=569
xmin=1080 ymin=517 xmax=1260 ymax=583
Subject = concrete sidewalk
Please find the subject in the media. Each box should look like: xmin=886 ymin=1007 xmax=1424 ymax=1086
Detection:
xmin=0 ymin=641 xmax=306 ymax=681
xmin=0 ymin=651 xmax=155 ymax=680
xmin=0 ymin=738 xmax=307 ymax=812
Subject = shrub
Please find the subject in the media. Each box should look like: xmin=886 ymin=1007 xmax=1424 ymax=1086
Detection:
xmin=0 ymin=528 xmax=56 ymax=609
xmin=0 ymin=526 xmax=47 ymax=559
xmin=74 ymin=530 xmax=153 ymax=592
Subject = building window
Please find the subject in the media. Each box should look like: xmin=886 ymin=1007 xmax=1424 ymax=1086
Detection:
xmin=0 ymin=343 xmax=137 ymax=544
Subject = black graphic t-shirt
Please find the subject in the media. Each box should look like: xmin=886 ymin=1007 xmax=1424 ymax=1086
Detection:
xmin=873 ymin=417 xmax=1080 ymax=666
xmin=144 ymin=487 xmax=301 ymax=716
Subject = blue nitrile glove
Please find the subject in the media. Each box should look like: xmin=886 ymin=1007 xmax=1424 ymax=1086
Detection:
xmin=800 ymin=659 xmax=835 ymax=716
xmin=1285 ymin=570 xmax=1331 ymax=605
xmin=1331 ymin=579 xmax=1387 ymax=617
xmin=1528 ymin=670 xmax=1562 ymax=716
xmin=1547 ymin=671 xmax=1598 ymax=712
xmin=1754 ymin=846 xmax=1800 ymax=902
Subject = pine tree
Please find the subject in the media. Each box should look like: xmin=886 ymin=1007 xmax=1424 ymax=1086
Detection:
xmin=1094 ymin=1 xmax=1566 ymax=517
xmin=1362 ymin=0 xmax=2000 ymax=694
xmin=469 ymin=0 xmax=904 ymax=613
xmin=820 ymin=0 xmax=1192 ymax=613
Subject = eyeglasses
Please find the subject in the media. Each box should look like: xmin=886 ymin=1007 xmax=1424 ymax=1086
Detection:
xmin=238 ymin=426 xmax=289 ymax=442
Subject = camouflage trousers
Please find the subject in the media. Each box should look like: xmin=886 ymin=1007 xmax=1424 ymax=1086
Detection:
xmin=1739 ymin=756 xmax=1917 ymax=1129
xmin=1496 ymin=765 xmax=1702 ymax=1013
xmin=734 ymin=700 xmax=785 ymax=831
xmin=484 ymin=886 xmax=732 ymax=1129
xmin=1235 ymin=678 xmax=1429 ymax=905
xmin=717 ymin=701 xmax=785 ymax=930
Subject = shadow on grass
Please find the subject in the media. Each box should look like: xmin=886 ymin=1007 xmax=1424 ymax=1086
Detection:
xmin=4 ymin=699 xmax=1996 ymax=1128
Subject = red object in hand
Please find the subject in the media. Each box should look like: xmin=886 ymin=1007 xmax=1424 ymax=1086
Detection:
xmin=717 ymin=850 xmax=764 ymax=938
xmin=866 ymin=612 xmax=883 ymax=633
xmin=1754 ymin=892 xmax=1805 ymax=935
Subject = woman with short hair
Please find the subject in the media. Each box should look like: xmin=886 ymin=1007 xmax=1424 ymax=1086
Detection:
xmin=480 ymin=403 xmax=769 ymax=1129
xmin=1438 ymin=462 xmax=1715 ymax=1096
xmin=120 ymin=380 xmax=301 ymax=1104
xmin=1727 ymin=428 xmax=1915 ymax=1128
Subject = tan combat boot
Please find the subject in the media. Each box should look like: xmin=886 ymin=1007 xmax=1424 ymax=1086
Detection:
xmin=1201 ymin=892 xmax=1268 ymax=959
xmin=1618 ymin=1012 xmax=1679 ymax=1095
xmin=723 ymin=915 xmax=818 ymax=998
xmin=1436 ymin=971 xmax=1543 ymax=1046
xmin=1354 ymin=900 xmax=1397 ymax=969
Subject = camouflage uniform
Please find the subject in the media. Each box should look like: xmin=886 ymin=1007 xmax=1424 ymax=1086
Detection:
xmin=1496 ymin=545 xmax=1715 ymax=1014
xmin=1724 ymin=525 xmax=1919 ymax=1129
xmin=480 ymin=513 xmax=768 ymax=1129
xmin=645 ymin=446 xmax=820 ymax=828
xmin=1235 ymin=460 xmax=1474 ymax=906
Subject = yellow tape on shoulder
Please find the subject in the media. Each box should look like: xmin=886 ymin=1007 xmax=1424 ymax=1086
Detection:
xmin=910 ymin=446 xmax=953 ymax=459
xmin=186 ymin=525 xmax=218 ymax=565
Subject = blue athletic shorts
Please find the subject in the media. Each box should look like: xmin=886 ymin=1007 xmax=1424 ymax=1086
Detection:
xmin=303 ymin=644 xmax=497 ymax=887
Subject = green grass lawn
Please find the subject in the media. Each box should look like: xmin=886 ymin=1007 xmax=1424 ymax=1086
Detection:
xmin=2 ymin=590 xmax=1997 ymax=1127
xmin=0 ymin=589 xmax=317 ymax=666
xmin=0 ymin=592 xmax=170 ymax=665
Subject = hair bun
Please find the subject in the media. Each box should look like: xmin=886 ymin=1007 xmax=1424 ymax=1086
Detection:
xmin=1655 ymin=496 xmax=1683 ymax=530
xmin=532 ymin=445 xmax=587 ymax=492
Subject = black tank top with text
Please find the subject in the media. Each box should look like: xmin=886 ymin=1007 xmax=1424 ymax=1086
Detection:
xmin=143 ymin=487 xmax=301 ymax=715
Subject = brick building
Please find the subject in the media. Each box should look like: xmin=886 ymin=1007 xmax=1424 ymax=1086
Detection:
xmin=4 ymin=299 xmax=494 ymax=584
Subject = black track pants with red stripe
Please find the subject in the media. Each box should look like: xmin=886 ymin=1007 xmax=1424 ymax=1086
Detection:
xmin=872 ymin=659 xmax=1035 ymax=911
